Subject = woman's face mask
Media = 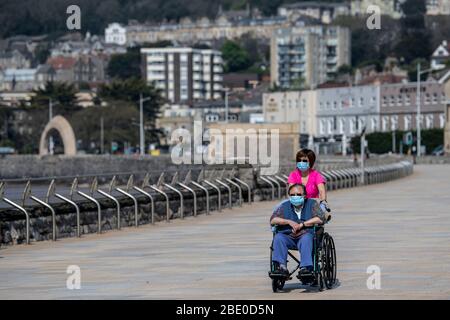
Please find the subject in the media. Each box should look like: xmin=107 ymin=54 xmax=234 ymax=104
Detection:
xmin=297 ymin=160 xmax=310 ymax=172
xmin=289 ymin=195 xmax=305 ymax=207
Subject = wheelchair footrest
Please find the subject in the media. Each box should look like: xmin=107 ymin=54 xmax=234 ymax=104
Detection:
xmin=268 ymin=272 xmax=291 ymax=281
xmin=296 ymin=272 xmax=315 ymax=283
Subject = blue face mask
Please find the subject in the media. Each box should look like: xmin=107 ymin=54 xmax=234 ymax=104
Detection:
xmin=289 ymin=195 xmax=304 ymax=207
xmin=297 ymin=161 xmax=310 ymax=172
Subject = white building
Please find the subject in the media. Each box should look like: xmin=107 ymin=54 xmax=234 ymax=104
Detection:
xmin=271 ymin=25 xmax=351 ymax=89
xmin=278 ymin=2 xmax=351 ymax=24
xmin=431 ymin=40 xmax=450 ymax=70
xmin=427 ymin=0 xmax=450 ymax=15
xmin=105 ymin=23 xmax=127 ymax=45
xmin=351 ymin=0 xmax=406 ymax=19
xmin=262 ymin=90 xmax=318 ymax=137
xmin=141 ymin=47 xmax=223 ymax=104
xmin=316 ymin=85 xmax=380 ymax=138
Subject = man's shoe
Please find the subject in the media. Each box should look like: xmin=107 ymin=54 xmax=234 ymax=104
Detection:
xmin=299 ymin=266 xmax=314 ymax=275
xmin=271 ymin=261 xmax=289 ymax=277
xmin=297 ymin=266 xmax=314 ymax=284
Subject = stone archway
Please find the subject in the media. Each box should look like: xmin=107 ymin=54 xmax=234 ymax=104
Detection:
xmin=39 ymin=115 xmax=77 ymax=156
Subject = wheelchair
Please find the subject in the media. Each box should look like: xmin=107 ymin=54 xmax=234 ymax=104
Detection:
xmin=268 ymin=223 xmax=337 ymax=292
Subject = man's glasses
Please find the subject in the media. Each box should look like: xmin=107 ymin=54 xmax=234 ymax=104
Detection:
xmin=298 ymin=159 xmax=309 ymax=163
xmin=289 ymin=193 xmax=304 ymax=197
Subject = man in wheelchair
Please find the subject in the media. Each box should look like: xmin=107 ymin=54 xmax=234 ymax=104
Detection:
xmin=270 ymin=183 xmax=326 ymax=280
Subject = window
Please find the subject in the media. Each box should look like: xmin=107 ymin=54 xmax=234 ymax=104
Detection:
xmin=404 ymin=115 xmax=412 ymax=130
xmin=425 ymin=93 xmax=431 ymax=105
xmin=432 ymin=93 xmax=438 ymax=104
xmin=405 ymin=94 xmax=411 ymax=105
xmin=397 ymin=95 xmax=402 ymax=105
xmin=382 ymin=96 xmax=387 ymax=107
xmin=426 ymin=114 xmax=434 ymax=128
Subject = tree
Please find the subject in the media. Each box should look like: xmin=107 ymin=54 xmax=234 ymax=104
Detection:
xmin=396 ymin=0 xmax=431 ymax=64
xmin=221 ymin=40 xmax=252 ymax=72
xmin=107 ymin=50 xmax=142 ymax=80
xmin=30 ymin=81 xmax=79 ymax=110
xmin=98 ymin=78 xmax=164 ymax=127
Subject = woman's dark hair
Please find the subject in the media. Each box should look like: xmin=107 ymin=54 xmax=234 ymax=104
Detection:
xmin=296 ymin=148 xmax=316 ymax=168
xmin=288 ymin=183 xmax=307 ymax=196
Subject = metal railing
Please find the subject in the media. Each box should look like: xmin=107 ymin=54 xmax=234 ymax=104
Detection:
xmin=0 ymin=161 xmax=413 ymax=245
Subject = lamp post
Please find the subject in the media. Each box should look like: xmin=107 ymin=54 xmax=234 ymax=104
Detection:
xmin=49 ymin=98 xmax=54 ymax=155
xmin=224 ymin=89 xmax=229 ymax=123
xmin=360 ymin=126 xmax=366 ymax=185
xmin=139 ymin=94 xmax=151 ymax=156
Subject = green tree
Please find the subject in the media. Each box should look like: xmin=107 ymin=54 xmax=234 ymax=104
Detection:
xmin=30 ymin=81 xmax=79 ymax=110
xmin=98 ymin=78 xmax=164 ymax=128
xmin=107 ymin=50 xmax=142 ymax=80
xmin=221 ymin=40 xmax=252 ymax=72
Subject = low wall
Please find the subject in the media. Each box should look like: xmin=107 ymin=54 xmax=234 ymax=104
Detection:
xmin=0 ymin=155 xmax=177 ymax=180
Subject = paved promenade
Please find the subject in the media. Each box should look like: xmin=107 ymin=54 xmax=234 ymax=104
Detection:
xmin=0 ymin=165 xmax=449 ymax=299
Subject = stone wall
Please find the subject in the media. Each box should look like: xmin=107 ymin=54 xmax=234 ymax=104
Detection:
xmin=0 ymin=155 xmax=178 ymax=179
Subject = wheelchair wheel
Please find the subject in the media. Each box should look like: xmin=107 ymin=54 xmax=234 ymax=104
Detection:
xmin=321 ymin=233 xmax=337 ymax=289
xmin=272 ymin=279 xmax=285 ymax=292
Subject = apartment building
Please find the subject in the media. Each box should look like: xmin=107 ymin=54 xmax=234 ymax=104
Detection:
xmin=263 ymin=81 xmax=446 ymax=140
xmin=278 ymin=2 xmax=351 ymax=24
xmin=270 ymin=25 xmax=351 ymax=89
xmin=141 ymin=48 xmax=223 ymax=104
xmin=379 ymin=81 xmax=447 ymax=132
xmin=351 ymin=0 xmax=405 ymax=18
xmin=126 ymin=16 xmax=289 ymax=45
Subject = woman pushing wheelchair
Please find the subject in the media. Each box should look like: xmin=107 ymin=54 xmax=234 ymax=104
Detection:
xmin=288 ymin=148 xmax=330 ymax=213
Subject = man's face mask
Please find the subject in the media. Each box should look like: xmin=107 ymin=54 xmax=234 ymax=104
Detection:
xmin=289 ymin=194 xmax=305 ymax=207
xmin=297 ymin=160 xmax=310 ymax=172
